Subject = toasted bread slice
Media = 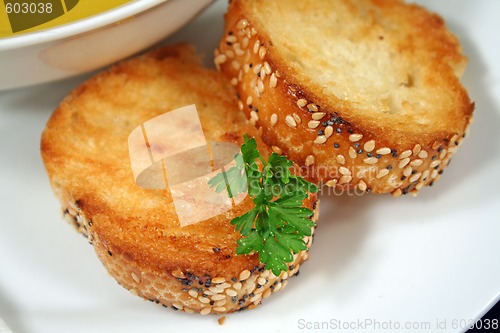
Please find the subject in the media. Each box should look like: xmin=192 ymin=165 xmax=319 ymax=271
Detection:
xmin=216 ymin=0 xmax=474 ymax=195
xmin=41 ymin=44 xmax=318 ymax=314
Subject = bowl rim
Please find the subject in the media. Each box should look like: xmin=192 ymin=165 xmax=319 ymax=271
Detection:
xmin=0 ymin=0 xmax=168 ymax=51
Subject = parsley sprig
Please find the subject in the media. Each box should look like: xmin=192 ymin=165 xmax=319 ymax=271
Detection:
xmin=208 ymin=135 xmax=318 ymax=276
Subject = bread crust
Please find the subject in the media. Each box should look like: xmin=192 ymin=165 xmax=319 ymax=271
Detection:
xmin=41 ymin=44 xmax=318 ymax=314
xmin=216 ymin=0 xmax=474 ymax=195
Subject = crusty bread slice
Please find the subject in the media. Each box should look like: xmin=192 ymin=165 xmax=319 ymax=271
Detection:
xmin=41 ymin=44 xmax=318 ymax=314
xmin=216 ymin=0 xmax=474 ymax=196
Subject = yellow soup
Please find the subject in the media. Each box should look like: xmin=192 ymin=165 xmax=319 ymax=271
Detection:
xmin=0 ymin=0 xmax=132 ymax=38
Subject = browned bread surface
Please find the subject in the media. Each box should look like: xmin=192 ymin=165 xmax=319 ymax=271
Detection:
xmin=216 ymin=0 xmax=474 ymax=196
xmin=41 ymin=44 xmax=318 ymax=314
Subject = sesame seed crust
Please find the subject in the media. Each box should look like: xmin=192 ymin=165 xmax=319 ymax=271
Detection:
xmin=60 ymin=195 xmax=318 ymax=315
xmin=216 ymin=0 xmax=474 ymax=196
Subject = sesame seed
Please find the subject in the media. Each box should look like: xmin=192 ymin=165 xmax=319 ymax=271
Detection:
xmin=410 ymin=159 xmax=423 ymax=167
xmin=225 ymin=50 xmax=235 ymax=58
xmin=285 ymin=115 xmax=297 ymax=128
xmin=263 ymin=62 xmax=272 ymax=74
xmin=292 ymin=113 xmax=302 ymax=124
xmin=418 ymin=150 xmax=428 ymax=159
xmin=349 ymin=147 xmax=357 ymax=159
xmin=259 ymin=67 xmax=266 ymax=79
xmin=363 ymin=157 xmax=378 ymax=164
xmin=305 ymin=155 xmax=315 ymax=167
xmin=257 ymin=277 xmax=267 ymax=286
xmin=199 ymin=296 xmax=210 ymax=304
xmin=212 ymin=277 xmax=226 ymax=284
xmin=211 ymin=294 xmax=225 ymax=301
xmin=270 ymin=73 xmax=277 ymax=88
xmin=131 ymin=272 xmax=141 ymax=283
xmin=214 ymin=54 xmax=227 ymax=64
xmin=409 ymin=172 xmax=422 ymax=183
xmin=226 ymin=289 xmax=238 ymax=297
xmin=415 ymin=182 xmax=425 ymax=190
xmin=250 ymin=294 xmax=262 ymax=303
xmin=297 ymin=99 xmax=307 ymax=108
xmin=314 ymin=136 xmax=327 ymax=144
xmin=226 ymin=35 xmax=237 ymax=43
xmin=263 ymin=289 xmax=272 ymax=299
xmin=188 ymin=290 xmax=198 ymax=298
xmin=258 ymin=46 xmax=267 ymax=59
xmin=398 ymin=158 xmax=410 ymax=168
xmin=252 ymin=64 xmax=262 ymax=75
xmin=431 ymin=169 xmax=438 ymax=179
xmin=250 ymin=110 xmax=259 ymax=121
xmin=239 ymin=270 xmax=251 ymax=281
xmin=339 ymin=175 xmax=352 ymax=184
xmin=233 ymin=282 xmax=242 ymax=290
xmin=270 ymin=113 xmax=278 ymax=126
xmin=432 ymin=141 xmax=441 ymax=149
xmin=335 ymin=154 xmax=346 ymax=165
xmin=274 ymin=282 xmax=282 ymax=292
xmin=392 ymin=189 xmax=403 ymax=198
xmin=214 ymin=306 xmax=227 ymax=312
xmin=200 ymin=307 xmax=211 ymax=315
xmin=400 ymin=150 xmax=412 ymax=159
xmin=403 ymin=166 xmax=413 ymax=177
xmin=324 ymin=125 xmax=333 ymax=137
xmin=422 ymin=170 xmax=430 ymax=180
xmin=308 ymin=120 xmax=320 ymax=129
xmin=376 ymin=169 xmax=390 ymax=179
xmin=209 ymin=286 xmax=224 ymax=294
xmin=307 ymin=103 xmax=318 ymax=112
xmin=215 ymin=299 xmax=227 ymax=307
xmin=271 ymin=146 xmax=282 ymax=155
xmin=339 ymin=166 xmax=351 ymax=175
xmin=413 ymin=144 xmax=422 ymax=156
xmin=257 ymin=80 xmax=265 ymax=93
xmin=172 ymin=270 xmax=185 ymax=279
xmin=253 ymin=40 xmax=260 ymax=54
xmin=235 ymin=48 xmax=245 ymax=56
xmin=357 ymin=180 xmax=367 ymax=191
xmin=439 ymin=149 xmax=447 ymax=159
xmin=236 ymin=19 xmax=249 ymax=29
xmin=219 ymin=282 xmax=231 ymax=289
xmin=242 ymin=37 xmax=249 ymax=48
xmin=334 ymin=143 xmax=340 ymax=149
xmin=326 ymin=179 xmax=338 ymax=187
xmin=246 ymin=96 xmax=253 ymax=105
xmin=349 ymin=134 xmax=363 ymax=142
xmin=311 ymin=112 xmax=326 ymax=120
xmin=364 ymin=140 xmax=375 ymax=152
xmin=376 ymin=147 xmax=391 ymax=155
xmin=230 ymin=78 xmax=238 ymax=86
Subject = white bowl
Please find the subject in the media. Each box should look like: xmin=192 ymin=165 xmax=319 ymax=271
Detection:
xmin=0 ymin=0 xmax=214 ymax=91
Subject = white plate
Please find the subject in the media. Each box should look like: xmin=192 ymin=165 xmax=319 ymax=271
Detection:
xmin=0 ymin=0 xmax=499 ymax=332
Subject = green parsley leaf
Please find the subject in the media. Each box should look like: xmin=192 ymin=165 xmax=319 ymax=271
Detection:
xmin=208 ymin=135 xmax=317 ymax=276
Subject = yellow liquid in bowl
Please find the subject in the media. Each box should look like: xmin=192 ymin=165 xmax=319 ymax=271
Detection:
xmin=0 ymin=0 xmax=132 ymax=38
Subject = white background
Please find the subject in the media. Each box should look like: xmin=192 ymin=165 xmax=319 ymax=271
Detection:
xmin=1 ymin=0 xmax=499 ymax=332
